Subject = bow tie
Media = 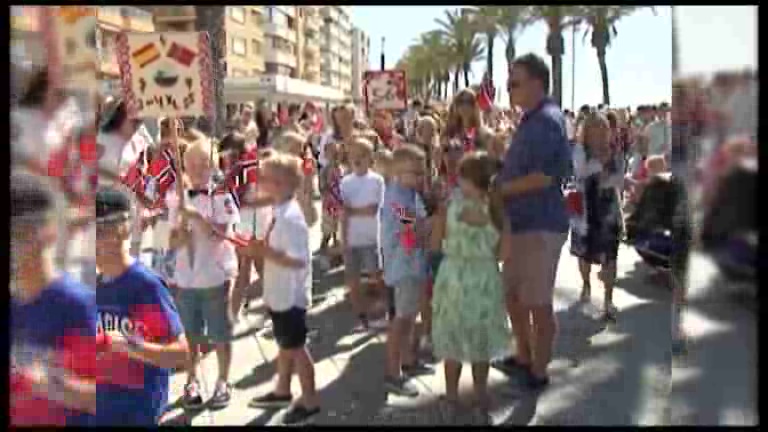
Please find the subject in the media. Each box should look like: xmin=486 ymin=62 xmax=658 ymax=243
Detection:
xmin=188 ymin=188 xmax=209 ymax=198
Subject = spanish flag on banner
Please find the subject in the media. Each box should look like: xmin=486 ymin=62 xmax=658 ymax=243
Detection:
xmin=132 ymin=43 xmax=161 ymax=69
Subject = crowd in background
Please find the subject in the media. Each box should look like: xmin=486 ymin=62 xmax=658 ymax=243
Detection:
xmin=11 ymin=35 xmax=758 ymax=426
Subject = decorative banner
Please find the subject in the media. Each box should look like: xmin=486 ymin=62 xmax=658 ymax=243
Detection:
xmin=115 ymin=31 xmax=215 ymax=119
xmin=363 ymin=70 xmax=408 ymax=112
xmin=41 ymin=6 xmax=99 ymax=93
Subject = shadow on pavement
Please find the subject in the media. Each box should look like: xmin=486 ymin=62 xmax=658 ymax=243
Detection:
xmin=614 ymin=262 xmax=673 ymax=303
xmin=668 ymin=277 xmax=757 ymax=425
xmin=535 ymin=300 xmax=671 ymax=425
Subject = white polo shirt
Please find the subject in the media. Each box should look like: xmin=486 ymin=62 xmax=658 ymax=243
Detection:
xmin=339 ymin=170 xmax=385 ymax=248
xmin=262 ymin=199 xmax=311 ymax=312
xmin=167 ymin=188 xmax=240 ymax=288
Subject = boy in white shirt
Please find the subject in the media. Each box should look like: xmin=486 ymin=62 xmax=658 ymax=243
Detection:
xmin=340 ymin=138 xmax=386 ymax=330
xmin=245 ymin=153 xmax=320 ymax=424
xmin=166 ymin=135 xmax=241 ymax=410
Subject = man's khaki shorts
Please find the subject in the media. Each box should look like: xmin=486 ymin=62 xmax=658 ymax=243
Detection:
xmin=503 ymin=231 xmax=567 ymax=307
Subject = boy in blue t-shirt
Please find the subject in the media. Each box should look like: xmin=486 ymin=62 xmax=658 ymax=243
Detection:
xmin=93 ymin=187 xmax=189 ymax=426
xmin=380 ymin=145 xmax=434 ymax=398
xmin=11 ymin=171 xmax=97 ymax=426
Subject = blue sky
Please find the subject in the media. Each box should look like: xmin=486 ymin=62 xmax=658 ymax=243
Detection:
xmin=675 ymin=6 xmax=757 ymax=76
xmin=351 ymin=6 xmax=673 ymax=110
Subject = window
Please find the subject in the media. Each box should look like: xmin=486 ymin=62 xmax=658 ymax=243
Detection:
xmin=250 ymin=9 xmax=263 ymax=26
xmin=286 ymin=16 xmax=295 ymax=30
xmin=251 ymin=39 xmax=262 ymax=55
xmin=231 ymin=36 xmax=246 ymax=56
xmin=229 ymin=6 xmax=245 ymax=24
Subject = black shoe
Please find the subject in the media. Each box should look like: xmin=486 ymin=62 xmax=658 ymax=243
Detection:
xmin=492 ymin=356 xmax=531 ymax=377
xmin=248 ymin=391 xmax=293 ymax=409
xmin=402 ymin=361 xmax=436 ymax=377
xmin=282 ymin=404 xmax=321 ymax=424
xmin=182 ymin=381 xmax=204 ymax=410
xmin=384 ymin=375 xmax=420 ymax=397
xmin=209 ymin=382 xmax=232 ymax=409
xmin=525 ymin=372 xmax=550 ymax=391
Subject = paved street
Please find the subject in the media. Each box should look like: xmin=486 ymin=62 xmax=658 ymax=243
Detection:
xmin=157 ymin=203 xmax=757 ymax=426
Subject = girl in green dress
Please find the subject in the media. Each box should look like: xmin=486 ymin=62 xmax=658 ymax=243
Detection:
xmin=431 ymin=152 xmax=510 ymax=413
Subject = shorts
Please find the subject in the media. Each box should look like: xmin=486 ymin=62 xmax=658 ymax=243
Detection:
xmin=386 ymin=285 xmax=396 ymax=318
xmin=269 ymin=307 xmax=308 ymax=349
xmin=176 ymin=283 xmax=233 ymax=344
xmin=237 ymin=207 xmax=258 ymax=237
xmin=503 ymin=232 xmax=567 ymax=307
xmin=393 ymin=279 xmax=423 ymax=318
xmin=321 ymin=207 xmax=340 ymax=236
xmin=344 ymin=246 xmax=381 ymax=279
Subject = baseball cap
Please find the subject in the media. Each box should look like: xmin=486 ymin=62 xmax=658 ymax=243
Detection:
xmin=95 ymin=187 xmax=133 ymax=224
xmin=11 ymin=171 xmax=56 ymax=220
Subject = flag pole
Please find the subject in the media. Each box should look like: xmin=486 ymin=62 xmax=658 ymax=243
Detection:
xmin=380 ymin=37 xmax=385 ymax=71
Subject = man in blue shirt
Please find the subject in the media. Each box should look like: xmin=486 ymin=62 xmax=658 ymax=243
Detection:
xmin=94 ymin=187 xmax=189 ymax=425
xmin=494 ymin=54 xmax=573 ymax=391
xmin=10 ymin=171 xmax=98 ymax=426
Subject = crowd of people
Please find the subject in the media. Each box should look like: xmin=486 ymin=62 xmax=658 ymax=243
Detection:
xmin=13 ymin=49 xmax=694 ymax=426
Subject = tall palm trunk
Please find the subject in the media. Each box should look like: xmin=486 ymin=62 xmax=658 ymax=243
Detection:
xmin=195 ymin=6 xmax=226 ymax=137
xmin=546 ymin=26 xmax=565 ymax=107
xmin=463 ymin=62 xmax=470 ymax=88
xmin=597 ymin=48 xmax=610 ymax=105
xmin=453 ymin=67 xmax=460 ymax=93
xmin=505 ymin=34 xmax=516 ymax=70
xmin=486 ymin=32 xmax=495 ymax=80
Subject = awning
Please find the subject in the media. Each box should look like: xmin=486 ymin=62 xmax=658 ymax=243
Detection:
xmin=224 ymin=75 xmax=347 ymax=105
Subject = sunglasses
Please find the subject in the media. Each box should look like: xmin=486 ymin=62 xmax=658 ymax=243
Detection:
xmin=456 ymin=98 xmax=475 ymax=106
xmin=508 ymin=80 xmax=522 ymax=90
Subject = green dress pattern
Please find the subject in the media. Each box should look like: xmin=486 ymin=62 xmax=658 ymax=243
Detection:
xmin=431 ymin=195 xmax=511 ymax=363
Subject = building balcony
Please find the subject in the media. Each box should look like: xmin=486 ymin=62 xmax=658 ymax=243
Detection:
xmin=99 ymin=53 xmax=120 ymax=78
xmin=274 ymin=6 xmax=296 ymax=19
xmin=152 ymin=6 xmax=196 ymax=23
xmin=264 ymin=22 xmax=297 ymax=44
xmin=304 ymin=42 xmax=320 ymax=57
xmin=98 ymin=6 xmax=154 ymax=32
xmin=265 ymin=49 xmax=297 ymax=69
xmin=304 ymin=15 xmax=321 ymax=32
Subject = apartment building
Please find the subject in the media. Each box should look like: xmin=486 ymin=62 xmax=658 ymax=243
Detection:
xmin=351 ymin=26 xmax=371 ymax=105
xmin=262 ymin=6 xmax=298 ymax=78
xmin=297 ymin=6 xmax=322 ymax=84
xmin=152 ymin=6 xmax=265 ymax=78
xmin=97 ymin=6 xmax=155 ymax=91
xmin=320 ymin=6 xmax=353 ymax=97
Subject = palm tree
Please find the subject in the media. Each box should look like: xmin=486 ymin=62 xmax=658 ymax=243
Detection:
xmin=498 ymin=6 xmax=532 ymax=69
xmin=418 ymin=30 xmax=451 ymax=102
xmin=195 ymin=6 xmax=226 ymax=136
xmin=578 ymin=6 xmax=653 ymax=105
xmin=528 ymin=6 xmax=582 ymax=107
xmin=466 ymin=6 xmax=502 ymax=82
xmin=436 ymin=8 xmax=484 ymax=90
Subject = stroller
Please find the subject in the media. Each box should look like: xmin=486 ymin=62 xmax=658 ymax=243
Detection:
xmin=698 ymin=158 xmax=757 ymax=282
xmin=624 ymin=173 xmax=690 ymax=276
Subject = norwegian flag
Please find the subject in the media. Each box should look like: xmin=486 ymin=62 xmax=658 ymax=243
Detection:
xmin=120 ymin=150 xmax=148 ymax=196
xmin=46 ymin=131 xmax=99 ymax=205
xmin=221 ymin=148 xmax=259 ymax=202
xmin=145 ymin=148 xmax=178 ymax=207
xmin=478 ymin=72 xmax=496 ymax=112
xmin=390 ymin=203 xmax=418 ymax=257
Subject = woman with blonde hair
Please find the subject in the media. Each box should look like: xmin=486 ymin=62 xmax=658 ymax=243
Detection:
xmin=442 ymin=88 xmax=493 ymax=153
xmin=569 ymin=112 xmax=625 ymax=321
